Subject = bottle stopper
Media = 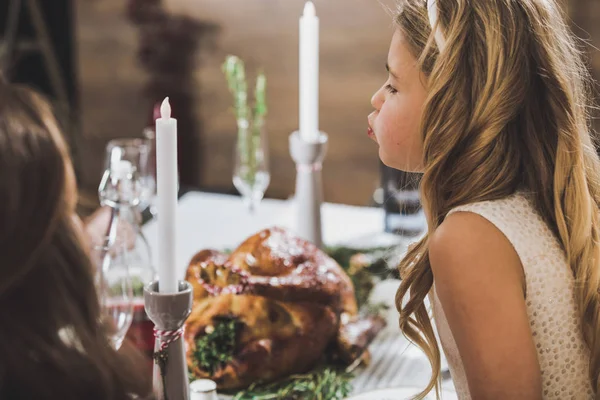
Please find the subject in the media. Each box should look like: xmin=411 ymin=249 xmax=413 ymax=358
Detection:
xmin=111 ymin=159 xmax=134 ymax=180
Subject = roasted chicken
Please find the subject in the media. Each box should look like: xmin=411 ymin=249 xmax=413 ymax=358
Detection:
xmin=184 ymin=227 xmax=385 ymax=390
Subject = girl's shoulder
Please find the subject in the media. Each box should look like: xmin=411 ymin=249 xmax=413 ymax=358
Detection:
xmin=445 ymin=191 xmax=558 ymax=262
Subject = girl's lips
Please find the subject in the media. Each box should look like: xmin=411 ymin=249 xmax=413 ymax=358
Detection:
xmin=367 ymin=126 xmax=375 ymax=139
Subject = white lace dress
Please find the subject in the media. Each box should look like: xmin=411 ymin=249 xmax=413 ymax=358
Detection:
xmin=431 ymin=192 xmax=594 ymax=399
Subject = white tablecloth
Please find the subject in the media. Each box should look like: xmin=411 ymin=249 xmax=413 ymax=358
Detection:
xmin=142 ymin=192 xmax=456 ymax=399
xmin=142 ymin=191 xmax=406 ymax=280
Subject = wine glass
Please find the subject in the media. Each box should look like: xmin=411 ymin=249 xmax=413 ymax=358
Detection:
xmin=232 ymin=118 xmax=270 ymax=212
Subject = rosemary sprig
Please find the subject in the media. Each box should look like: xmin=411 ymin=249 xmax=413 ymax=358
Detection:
xmin=223 ymin=55 xmax=253 ymax=185
xmin=222 ymin=55 xmax=268 ymax=187
xmin=251 ymin=72 xmax=267 ymax=168
xmin=232 ymin=365 xmax=353 ymax=400
xmin=325 ymin=245 xmax=392 ymax=308
xmin=222 ymin=55 xmax=249 ymax=121
xmin=252 ymin=72 xmax=267 ymax=124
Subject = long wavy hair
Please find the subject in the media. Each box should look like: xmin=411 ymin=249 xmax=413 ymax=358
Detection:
xmin=0 ymin=82 xmax=150 ymax=399
xmin=393 ymin=0 xmax=600 ymax=398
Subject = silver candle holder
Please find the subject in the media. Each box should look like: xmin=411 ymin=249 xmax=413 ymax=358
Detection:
xmin=144 ymin=280 xmax=193 ymax=400
xmin=289 ymin=130 xmax=328 ymax=249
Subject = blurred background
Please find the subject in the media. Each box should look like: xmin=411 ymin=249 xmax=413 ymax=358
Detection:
xmin=0 ymin=0 xmax=598 ymax=213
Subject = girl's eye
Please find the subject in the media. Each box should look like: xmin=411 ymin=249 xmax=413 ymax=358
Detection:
xmin=385 ymin=84 xmax=398 ymax=94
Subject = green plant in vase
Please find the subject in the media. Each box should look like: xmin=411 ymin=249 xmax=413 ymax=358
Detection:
xmin=223 ymin=55 xmax=270 ymax=212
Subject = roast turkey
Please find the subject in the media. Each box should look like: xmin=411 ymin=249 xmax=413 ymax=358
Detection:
xmin=184 ymin=227 xmax=385 ymax=390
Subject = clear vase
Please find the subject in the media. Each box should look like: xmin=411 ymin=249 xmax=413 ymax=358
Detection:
xmin=232 ymin=117 xmax=270 ymax=213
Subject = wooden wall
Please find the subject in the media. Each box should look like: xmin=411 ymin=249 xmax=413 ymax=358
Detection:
xmin=75 ymin=0 xmax=600 ymax=207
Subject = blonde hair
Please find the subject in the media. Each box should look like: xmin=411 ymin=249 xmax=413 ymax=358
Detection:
xmin=394 ymin=0 xmax=600 ymax=398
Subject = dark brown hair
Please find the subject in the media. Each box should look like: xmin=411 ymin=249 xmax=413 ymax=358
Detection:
xmin=0 ymin=82 xmax=150 ymax=399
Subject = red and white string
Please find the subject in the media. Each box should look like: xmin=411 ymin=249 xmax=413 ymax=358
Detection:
xmin=153 ymin=326 xmax=185 ymax=352
xmin=199 ymin=264 xmax=250 ymax=296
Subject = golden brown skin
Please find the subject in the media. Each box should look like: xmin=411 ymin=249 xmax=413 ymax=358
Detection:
xmin=184 ymin=227 xmax=384 ymax=390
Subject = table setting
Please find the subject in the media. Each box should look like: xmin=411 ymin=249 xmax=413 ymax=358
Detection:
xmin=136 ymin=192 xmax=457 ymax=400
xmin=90 ymin=2 xmax=457 ymax=399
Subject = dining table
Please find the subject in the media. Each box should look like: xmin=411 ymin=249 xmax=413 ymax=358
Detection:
xmin=141 ymin=191 xmax=458 ymax=399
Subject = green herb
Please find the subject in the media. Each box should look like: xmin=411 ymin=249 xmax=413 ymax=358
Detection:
xmin=109 ymin=276 xmax=145 ymax=298
xmin=325 ymin=246 xmax=391 ymax=275
xmin=187 ymin=368 xmax=197 ymax=383
xmin=192 ymin=315 xmax=243 ymax=375
xmin=222 ymin=55 xmax=249 ymax=121
xmin=250 ymin=72 xmax=267 ymax=186
xmin=131 ymin=276 xmax=145 ymax=297
xmin=252 ymin=72 xmax=267 ymax=121
xmin=324 ymin=246 xmax=365 ymax=269
xmin=232 ymin=365 xmax=353 ymax=400
xmin=349 ymin=269 xmax=375 ymax=310
xmin=222 ymin=55 xmax=268 ymax=188
xmin=325 ymin=246 xmax=393 ymax=308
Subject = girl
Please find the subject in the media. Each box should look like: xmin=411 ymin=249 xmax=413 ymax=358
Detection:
xmin=368 ymin=0 xmax=599 ymax=398
xmin=0 ymin=81 xmax=150 ymax=399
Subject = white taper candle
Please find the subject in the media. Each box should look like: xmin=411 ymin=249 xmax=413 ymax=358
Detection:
xmin=155 ymin=97 xmax=178 ymax=294
xmin=299 ymin=1 xmax=319 ymax=143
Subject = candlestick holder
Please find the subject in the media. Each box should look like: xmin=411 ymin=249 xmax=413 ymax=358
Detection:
xmin=289 ymin=130 xmax=328 ymax=248
xmin=144 ymin=280 xmax=193 ymax=400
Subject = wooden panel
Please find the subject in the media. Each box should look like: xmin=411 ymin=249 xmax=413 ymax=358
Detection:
xmin=76 ymin=0 xmax=148 ymax=190
xmin=162 ymin=0 xmax=395 ymax=205
xmin=76 ymin=0 xmax=394 ymax=206
xmin=75 ymin=0 xmax=599 ymax=206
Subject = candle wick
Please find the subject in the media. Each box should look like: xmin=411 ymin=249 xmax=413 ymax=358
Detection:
xmin=160 ymin=97 xmax=171 ymax=119
xmin=303 ymin=1 xmax=316 ymax=17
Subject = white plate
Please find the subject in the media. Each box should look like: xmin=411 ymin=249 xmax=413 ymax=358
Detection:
xmin=345 ymin=386 xmax=458 ymax=400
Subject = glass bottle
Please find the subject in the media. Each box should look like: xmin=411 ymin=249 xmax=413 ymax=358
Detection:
xmin=96 ymin=159 xmax=156 ymax=352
